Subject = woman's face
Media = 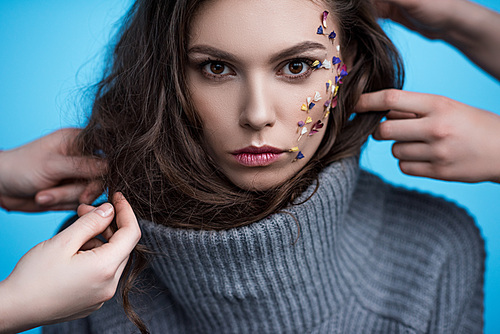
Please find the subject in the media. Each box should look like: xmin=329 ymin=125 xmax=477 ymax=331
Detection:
xmin=186 ymin=0 xmax=340 ymax=191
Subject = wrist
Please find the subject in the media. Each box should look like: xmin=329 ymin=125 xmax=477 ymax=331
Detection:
xmin=0 ymin=278 xmax=26 ymax=334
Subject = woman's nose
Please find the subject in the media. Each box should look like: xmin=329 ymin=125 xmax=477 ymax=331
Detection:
xmin=239 ymin=76 xmax=276 ymax=130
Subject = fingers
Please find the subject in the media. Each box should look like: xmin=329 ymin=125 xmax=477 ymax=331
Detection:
xmin=78 ymin=204 xmax=115 ymax=241
xmin=392 ymin=142 xmax=434 ymax=162
xmin=355 ymin=89 xmax=435 ymax=117
xmin=79 ymin=238 xmax=105 ymax=251
xmin=399 ymin=161 xmax=442 ymax=180
xmin=79 ymin=181 xmax=104 ymax=205
xmin=46 ymin=156 xmax=107 ymax=182
xmin=99 ymin=193 xmax=141 ymax=263
xmin=374 ymin=118 xmax=429 ymax=141
xmin=0 ymin=195 xmax=78 ymax=212
xmin=35 ymin=183 xmax=88 ymax=207
xmin=55 ymin=203 xmax=115 ymax=252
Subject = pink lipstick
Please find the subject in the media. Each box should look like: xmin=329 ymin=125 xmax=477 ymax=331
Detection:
xmin=232 ymin=146 xmax=285 ymax=166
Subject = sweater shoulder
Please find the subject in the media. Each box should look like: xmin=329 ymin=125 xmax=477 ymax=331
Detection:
xmin=354 ymin=170 xmax=484 ymax=256
xmin=348 ymin=170 xmax=485 ymax=333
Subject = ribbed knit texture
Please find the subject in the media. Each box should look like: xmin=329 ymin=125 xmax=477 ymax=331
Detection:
xmin=44 ymin=157 xmax=485 ymax=334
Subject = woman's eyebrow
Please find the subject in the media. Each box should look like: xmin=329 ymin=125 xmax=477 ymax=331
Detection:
xmin=187 ymin=45 xmax=238 ymax=63
xmin=188 ymin=41 xmax=327 ymax=64
xmin=269 ymin=41 xmax=327 ymax=63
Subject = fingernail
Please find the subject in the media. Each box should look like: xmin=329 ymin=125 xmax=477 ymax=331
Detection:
xmin=37 ymin=194 xmax=55 ymax=205
xmin=95 ymin=203 xmax=113 ymax=217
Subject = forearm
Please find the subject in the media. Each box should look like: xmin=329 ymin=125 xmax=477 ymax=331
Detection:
xmin=442 ymin=0 xmax=500 ymax=80
xmin=0 ymin=150 xmax=7 ymax=196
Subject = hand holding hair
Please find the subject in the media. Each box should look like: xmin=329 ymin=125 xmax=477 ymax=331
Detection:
xmin=0 ymin=128 xmax=106 ymax=212
xmin=356 ymin=89 xmax=500 ymax=183
xmin=0 ymin=192 xmax=141 ymax=334
xmin=373 ymin=0 xmax=500 ymax=80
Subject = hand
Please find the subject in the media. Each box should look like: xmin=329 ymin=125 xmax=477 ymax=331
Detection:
xmin=0 ymin=192 xmax=141 ymax=334
xmin=356 ymin=89 xmax=500 ymax=183
xmin=373 ymin=0 xmax=500 ymax=80
xmin=0 ymin=128 xmax=106 ymax=212
xmin=372 ymin=0 xmax=456 ymax=39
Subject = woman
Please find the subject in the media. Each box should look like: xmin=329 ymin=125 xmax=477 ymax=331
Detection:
xmin=45 ymin=0 xmax=485 ymax=333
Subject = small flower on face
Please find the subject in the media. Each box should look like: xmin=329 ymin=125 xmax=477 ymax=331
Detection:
xmin=317 ymin=26 xmax=324 ymax=35
xmin=326 ymin=80 xmax=332 ymax=91
xmin=307 ymin=97 xmax=312 ymax=105
xmin=305 ymin=116 xmax=313 ymax=124
xmin=328 ymin=30 xmax=336 ymax=40
xmin=309 ymin=102 xmax=316 ymax=110
xmin=298 ymin=126 xmax=308 ymax=141
xmin=298 ymin=121 xmax=305 ymax=127
xmin=296 ymin=151 xmax=305 ymax=160
xmin=332 ymin=56 xmax=341 ymax=65
xmin=301 ymin=104 xmax=308 ymax=111
xmin=309 ymin=120 xmax=324 ymax=136
xmin=321 ymin=59 xmax=331 ymax=69
xmin=289 ymin=146 xmax=299 ymax=152
xmin=324 ymin=99 xmax=331 ymax=108
xmin=339 ymin=64 xmax=348 ymax=78
xmin=322 ymin=11 xmax=329 ymax=28
xmin=313 ymin=91 xmax=321 ymax=102
xmin=336 ymin=45 xmax=340 ymax=52
xmin=331 ymin=96 xmax=338 ymax=108
xmin=312 ymin=60 xmax=322 ymax=69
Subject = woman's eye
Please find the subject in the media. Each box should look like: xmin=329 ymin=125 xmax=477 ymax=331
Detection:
xmin=203 ymin=61 xmax=231 ymax=76
xmin=282 ymin=60 xmax=310 ymax=76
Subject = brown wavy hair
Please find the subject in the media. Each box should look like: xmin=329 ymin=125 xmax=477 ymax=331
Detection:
xmin=76 ymin=0 xmax=403 ymax=332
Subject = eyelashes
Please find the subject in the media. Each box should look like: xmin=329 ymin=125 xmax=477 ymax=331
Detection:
xmin=199 ymin=59 xmax=235 ymax=81
xmin=197 ymin=57 xmax=315 ymax=82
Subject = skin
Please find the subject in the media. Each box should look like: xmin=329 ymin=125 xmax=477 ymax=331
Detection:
xmin=374 ymin=0 xmax=500 ymax=79
xmin=356 ymin=90 xmax=500 ymax=183
xmin=0 ymin=193 xmax=141 ymax=334
xmin=356 ymin=0 xmax=500 ymax=183
xmin=0 ymin=128 xmax=104 ymax=212
xmin=186 ymin=0 xmax=341 ymax=191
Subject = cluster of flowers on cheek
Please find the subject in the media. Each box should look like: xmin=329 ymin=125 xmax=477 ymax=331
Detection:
xmin=290 ymin=11 xmax=349 ymax=162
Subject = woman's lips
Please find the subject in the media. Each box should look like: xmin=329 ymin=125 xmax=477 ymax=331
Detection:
xmin=232 ymin=146 xmax=285 ymax=166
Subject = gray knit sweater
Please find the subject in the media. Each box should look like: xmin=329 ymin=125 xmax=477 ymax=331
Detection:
xmin=44 ymin=158 xmax=485 ymax=333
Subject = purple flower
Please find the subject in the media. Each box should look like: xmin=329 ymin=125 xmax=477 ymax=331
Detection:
xmin=332 ymin=56 xmax=341 ymax=65
xmin=317 ymin=26 xmax=324 ymax=35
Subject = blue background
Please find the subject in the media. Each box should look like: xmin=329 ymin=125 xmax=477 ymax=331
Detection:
xmin=0 ymin=1 xmax=498 ymax=333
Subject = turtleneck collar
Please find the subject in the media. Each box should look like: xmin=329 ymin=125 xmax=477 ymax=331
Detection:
xmin=138 ymin=156 xmax=365 ymax=332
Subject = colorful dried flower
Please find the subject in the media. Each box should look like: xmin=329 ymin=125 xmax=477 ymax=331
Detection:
xmin=296 ymin=151 xmax=305 ymax=160
xmin=326 ymin=80 xmax=332 ymax=91
xmin=305 ymin=116 xmax=313 ymax=124
xmin=317 ymin=26 xmax=324 ymax=35
xmin=328 ymin=30 xmax=336 ymax=39
xmin=313 ymin=91 xmax=321 ymax=102
xmin=321 ymin=59 xmax=331 ymax=69
xmin=332 ymin=56 xmax=341 ymax=65
xmin=289 ymin=146 xmax=299 ymax=152
xmin=309 ymin=120 xmax=324 ymax=136
xmin=322 ymin=11 xmax=329 ymax=28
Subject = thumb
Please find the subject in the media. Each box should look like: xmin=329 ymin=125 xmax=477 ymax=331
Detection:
xmin=54 ymin=203 xmax=115 ymax=252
